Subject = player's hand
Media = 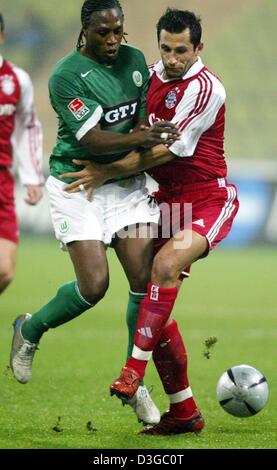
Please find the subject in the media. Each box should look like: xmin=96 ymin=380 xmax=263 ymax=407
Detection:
xmin=60 ymin=160 xmax=108 ymax=201
xmin=140 ymin=121 xmax=180 ymax=148
xmin=25 ymin=185 xmax=43 ymax=205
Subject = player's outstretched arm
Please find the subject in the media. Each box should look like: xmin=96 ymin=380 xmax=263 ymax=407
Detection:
xmin=80 ymin=120 xmax=179 ymax=155
xmin=60 ymin=144 xmax=174 ymax=201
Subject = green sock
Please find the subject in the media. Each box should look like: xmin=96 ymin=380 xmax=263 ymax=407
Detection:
xmin=126 ymin=291 xmax=146 ymax=386
xmin=22 ymin=281 xmax=92 ymax=344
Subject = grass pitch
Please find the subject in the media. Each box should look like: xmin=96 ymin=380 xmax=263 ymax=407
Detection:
xmin=0 ymin=239 xmax=276 ymax=450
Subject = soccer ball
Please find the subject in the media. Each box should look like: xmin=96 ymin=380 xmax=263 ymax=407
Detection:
xmin=216 ymin=364 xmax=269 ymax=417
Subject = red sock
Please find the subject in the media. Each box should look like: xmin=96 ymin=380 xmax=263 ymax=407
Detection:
xmin=153 ymin=320 xmax=197 ymax=419
xmin=126 ymin=283 xmax=178 ymax=378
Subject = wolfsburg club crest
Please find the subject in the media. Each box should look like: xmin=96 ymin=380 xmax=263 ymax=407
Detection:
xmin=165 ymin=90 xmax=177 ymax=109
xmin=0 ymin=75 xmax=15 ymax=95
xmin=60 ymin=220 xmax=69 ymax=233
xmin=132 ymin=71 xmax=143 ymax=87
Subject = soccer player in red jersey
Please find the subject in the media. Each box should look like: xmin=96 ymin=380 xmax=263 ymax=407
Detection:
xmin=0 ymin=13 xmax=44 ymax=294
xmin=62 ymin=9 xmax=239 ymax=435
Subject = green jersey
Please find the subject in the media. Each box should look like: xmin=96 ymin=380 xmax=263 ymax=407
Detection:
xmin=48 ymin=45 xmax=149 ymax=179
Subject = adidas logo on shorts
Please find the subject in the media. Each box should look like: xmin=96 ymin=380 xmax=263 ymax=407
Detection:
xmin=193 ymin=218 xmax=205 ymax=227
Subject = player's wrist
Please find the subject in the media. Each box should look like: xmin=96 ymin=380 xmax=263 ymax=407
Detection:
xmin=128 ymin=129 xmax=148 ymax=148
xmin=103 ymin=163 xmax=118 ymax=180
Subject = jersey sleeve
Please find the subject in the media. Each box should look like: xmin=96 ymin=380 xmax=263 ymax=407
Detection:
xmin=12 ymin=66 xmax=44 ymax=186
xmin=169 ymin=74 xmax=226 ymax=157
xmin=138 ymin=55 xmax=150 ymax=122
xmin=48 ymin=71 xmax=103 ymax=141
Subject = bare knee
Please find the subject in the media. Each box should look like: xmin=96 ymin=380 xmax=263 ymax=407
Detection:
xmin=129 ymin=269 xmax=151 ymax=293
xmin=79 ymin=276 xmax=109 ymax=305
xmin=152 ymin=254 xmax=178 ymax=286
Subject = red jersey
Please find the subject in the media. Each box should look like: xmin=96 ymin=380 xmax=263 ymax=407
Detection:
xmin=0 ymin=59 xmax=20 ymax=166
xmin=147 ymin=57 xmax=227 ymax=185
xmin=0 ymin=55 xmax=43 ymax=185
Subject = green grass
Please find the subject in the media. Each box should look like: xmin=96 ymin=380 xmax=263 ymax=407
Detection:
xmin=0 ymin=239 xmax=276 ymax=449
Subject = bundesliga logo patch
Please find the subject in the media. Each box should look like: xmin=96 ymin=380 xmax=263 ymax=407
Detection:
xmin=165 ymin=90 xmax=177 ymax=109
xmin=68 ymin=98 xmax=89 ymax=121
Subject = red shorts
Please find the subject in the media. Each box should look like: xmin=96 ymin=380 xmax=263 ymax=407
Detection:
xmin=153 ymin=177 xmax=239 ymax=278
xmin=0 ymin=169 xmax=19 ymax=243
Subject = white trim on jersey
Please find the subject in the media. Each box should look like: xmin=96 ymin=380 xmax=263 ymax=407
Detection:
xmin=152 ymin=56 xmax=204 ymax=82
xmin=148 ymin=63 xmax=156 ymax=78
xmin=218 ymin=177 xmax=226 ymax=188
xmin=76 ymin=105 xmax=103 ymax=141
xmin=206 ymin=185 xmax=237 ymax=245
xmin=169 ymin=69 xmax=226 ymax=158
xmin=11 ymin=64 xmax=44 ymax=186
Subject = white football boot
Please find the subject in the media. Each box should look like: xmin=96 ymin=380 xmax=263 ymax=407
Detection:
xmin=10 ymin=313 xmax=38 ymax=384
xmin=123 ymin=385 xmax=160 ymax=425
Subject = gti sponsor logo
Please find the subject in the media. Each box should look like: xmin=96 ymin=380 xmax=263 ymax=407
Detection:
xmin=102 ymin=99 xmax=138 ymax=127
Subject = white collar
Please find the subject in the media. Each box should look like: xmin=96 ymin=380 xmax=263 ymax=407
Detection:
xmin=0 ymin=54 xmax=3 ymax=68
xmin=153 ymin=56 xmax=204 ymax=82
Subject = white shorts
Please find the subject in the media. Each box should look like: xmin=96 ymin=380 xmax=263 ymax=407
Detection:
xmin=46 ymin=174 xmax=160 ymax=245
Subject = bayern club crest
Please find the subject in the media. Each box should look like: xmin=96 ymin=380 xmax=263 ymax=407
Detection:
xmin=165 ymin=90 xmax=177 ymax=109
xmin=0 ymin=75 xmax=15 ymax=95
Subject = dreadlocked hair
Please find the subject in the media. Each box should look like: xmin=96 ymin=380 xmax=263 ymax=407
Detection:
xmin=77 ymin=0 xmax=124 ymax=49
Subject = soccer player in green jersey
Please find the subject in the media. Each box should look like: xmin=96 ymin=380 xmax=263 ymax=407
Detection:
xmin=9 ymin=0 xmax=179 ymax=425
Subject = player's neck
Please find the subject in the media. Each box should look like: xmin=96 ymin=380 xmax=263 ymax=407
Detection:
xmin=79 ymin=47 xmax=94 ymax=62
xmin=79 ymin=47 xmax=114 ymax=68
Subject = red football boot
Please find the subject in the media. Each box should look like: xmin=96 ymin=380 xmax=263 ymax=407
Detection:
xmin=110 ymin=366 xmax=140 ymax=400
xmin=140 ymin=409 xmax=205 ymax=435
